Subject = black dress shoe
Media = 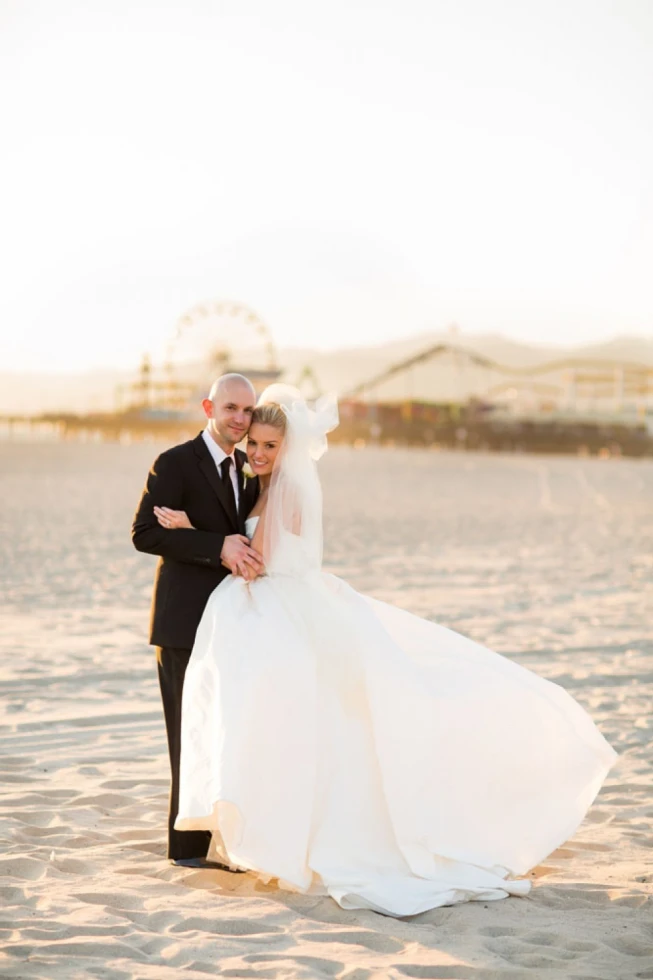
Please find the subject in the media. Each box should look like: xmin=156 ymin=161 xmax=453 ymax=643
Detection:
xmin=172 ymin=857 xmax=244 ymax=872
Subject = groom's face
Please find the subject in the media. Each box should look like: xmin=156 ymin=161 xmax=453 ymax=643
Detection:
xmin=203 ymin=381 xmax=255 ymax=449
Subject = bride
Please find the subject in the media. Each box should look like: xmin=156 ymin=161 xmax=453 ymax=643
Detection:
xmin=158 ymin=383 xmax=616 ymax=917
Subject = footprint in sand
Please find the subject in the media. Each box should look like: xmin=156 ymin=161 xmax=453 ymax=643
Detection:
xmin=0 ymin=885 xmax=27 ymax=906
xmin=2 ymin=938 xmax=151 ymax=964
xmin=604 ymin=935 xmax=653 ymax=957
xmin=299 ymin=930 xmax=404 ymax=954
xmin=10 ymin=824 xmax=62 ymax=839
xmin=47 ymin=855 xmax=95 ymax=876
xmin=394 ymin=967 xmax=532 ymax=979
xmin=220 ymin=971 xmax=278 ymax=979
xmin=170 ymin=916 xmax=283 ymax=936
xmin=523 ymin=931 xmax=598 ymax=953
xmin=2 ymin=772 xmax=40 ymax=783
xmin=241 ymin=952 xmax=344 ymax=977
xmin=0 ymin=856 xmax=47 ymax=881
xmin=8 ymin=810 xmax=58 ymax=828
xmin=478 ymin=925 xmax=600 ymax=970
xmin=71 ymin=890 xmax=145 ymax=911
xmin=1 ymin=755 xmax=36 ymax=768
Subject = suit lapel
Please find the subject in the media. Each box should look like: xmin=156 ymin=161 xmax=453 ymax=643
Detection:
xmin=193 ymin=434 xmax=239 ymax=531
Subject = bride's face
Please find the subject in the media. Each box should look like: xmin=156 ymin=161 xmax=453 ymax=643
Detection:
xmin=246 ymin=423 xmax=284 ymax=476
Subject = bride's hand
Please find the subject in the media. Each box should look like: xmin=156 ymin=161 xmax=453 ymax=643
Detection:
xmin=154 ymin=506 xmax=194 ymax=530
xmin=223 ymin=558 xmax=259 ymax=582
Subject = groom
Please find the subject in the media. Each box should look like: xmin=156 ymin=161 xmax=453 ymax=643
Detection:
xmin=132 ymin=373 xmax=262 ymax=868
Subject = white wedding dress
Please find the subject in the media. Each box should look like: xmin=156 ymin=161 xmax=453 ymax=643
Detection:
xmin=175 ymin=512 xmax=617 ymax=917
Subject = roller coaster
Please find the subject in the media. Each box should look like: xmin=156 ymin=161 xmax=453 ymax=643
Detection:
xmin=347 ymin=341 xmax=653 ymax=414
xmin=335 ymin=339 xmax=653 ymax=454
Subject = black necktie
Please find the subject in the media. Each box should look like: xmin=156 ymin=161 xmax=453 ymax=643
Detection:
xmin=220 ymin=456 xmax=238 ymax=517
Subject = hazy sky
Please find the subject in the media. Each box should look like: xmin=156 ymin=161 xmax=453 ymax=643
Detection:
xmin=1 ymin=0 xmax=652 ymax=372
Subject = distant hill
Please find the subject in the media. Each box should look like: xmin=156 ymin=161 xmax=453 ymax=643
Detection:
xmin=1 ymin=332 xmax=652 ymax=415
xmin=0 ymin=368 xmax=131 ymax=415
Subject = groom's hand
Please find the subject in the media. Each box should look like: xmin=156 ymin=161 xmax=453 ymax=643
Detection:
xmin=221 ymin=535 xmax=264 ymax=578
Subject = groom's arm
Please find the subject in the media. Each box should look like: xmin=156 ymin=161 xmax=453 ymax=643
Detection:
xmin=131 ymin=450 xmax=225 ymax=568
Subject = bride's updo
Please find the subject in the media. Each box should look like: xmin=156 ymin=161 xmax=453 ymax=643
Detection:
xmin=251 ymin=402 xmax=287 ymax=433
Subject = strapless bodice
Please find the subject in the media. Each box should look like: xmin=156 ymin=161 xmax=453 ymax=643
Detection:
xmin=245 ymin=515 xmax=260 ymax=539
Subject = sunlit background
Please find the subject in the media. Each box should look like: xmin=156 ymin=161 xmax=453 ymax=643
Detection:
xmin=2 ymin=6 xmax=653 ymax=971
xmin=1 ymin=0 xmax=652 ymax=408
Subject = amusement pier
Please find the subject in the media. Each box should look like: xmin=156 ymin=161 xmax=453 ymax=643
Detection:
xmin=3 ymin=302 xmax=653 ymax=457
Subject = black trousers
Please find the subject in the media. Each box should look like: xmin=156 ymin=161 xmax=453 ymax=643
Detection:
xmin=156 ymin=646 xmax=211 ymax=860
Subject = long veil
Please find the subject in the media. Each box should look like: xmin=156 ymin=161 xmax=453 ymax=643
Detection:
xmin=256 ymin=384 xmax=338 ymax=576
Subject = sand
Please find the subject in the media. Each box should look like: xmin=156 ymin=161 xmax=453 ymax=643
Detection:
xmin=1 ymin=441 xmax=652 ymax=980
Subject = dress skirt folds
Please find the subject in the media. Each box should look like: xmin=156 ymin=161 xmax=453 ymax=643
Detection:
xmin=175 ymin=558 xmax=617 ymax=917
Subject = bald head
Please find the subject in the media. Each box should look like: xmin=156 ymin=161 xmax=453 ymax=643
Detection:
xmin=208 ymin=373 xmax=255 ymax=403
xmin=203 ymin=373 xmax=256 ymax=452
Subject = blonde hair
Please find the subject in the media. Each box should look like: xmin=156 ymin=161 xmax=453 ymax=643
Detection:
xmin=251 ymin=402 xmax=287 ymax=433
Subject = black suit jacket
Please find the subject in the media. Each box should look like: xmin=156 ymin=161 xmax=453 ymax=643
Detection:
xmin=132 ymin=432 xmax=259 ymax=649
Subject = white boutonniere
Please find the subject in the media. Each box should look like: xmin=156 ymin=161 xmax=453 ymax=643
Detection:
xmin=242 ymin=462 xmax=255 ymax=484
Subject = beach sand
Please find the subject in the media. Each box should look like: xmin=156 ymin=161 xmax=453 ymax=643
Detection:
xmin=1 ymin=441 xmax=652 ymax=979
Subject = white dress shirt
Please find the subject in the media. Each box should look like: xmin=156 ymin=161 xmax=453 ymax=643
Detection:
xmin=202 ymin=427 xmax=240 ymax=510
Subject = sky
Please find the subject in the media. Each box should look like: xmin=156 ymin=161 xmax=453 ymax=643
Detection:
xmin=1 ymin=0 xmax=652 ymax=373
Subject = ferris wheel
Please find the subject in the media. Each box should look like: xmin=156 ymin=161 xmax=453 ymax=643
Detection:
xmin=164 ymin=301 xmax=279 ymax=389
